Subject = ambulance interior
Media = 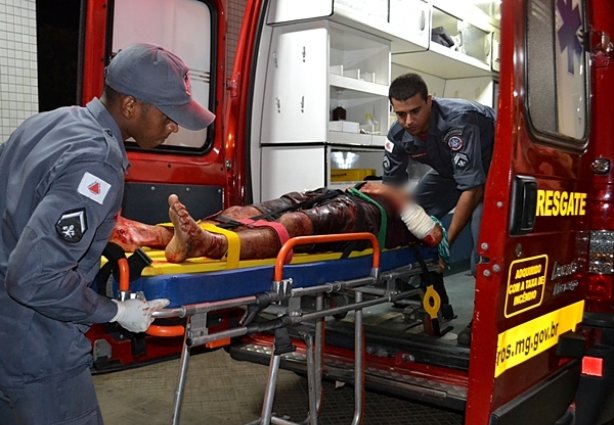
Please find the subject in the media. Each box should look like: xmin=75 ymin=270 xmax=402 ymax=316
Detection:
xmin=232 ymin=0 xmax=500 ymax=396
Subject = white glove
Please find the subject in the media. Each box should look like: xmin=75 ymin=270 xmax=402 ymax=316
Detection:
xmin=111 ymin=298 xmax=170 ymax=333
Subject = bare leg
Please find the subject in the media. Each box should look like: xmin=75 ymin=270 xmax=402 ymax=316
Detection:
xmin=164 ymin=195 xmax=315 ymax=263
xmin=222 ymin=205 xmax=263 ymax=220
xmin=110 ymin=215 xmax=173 ymax=251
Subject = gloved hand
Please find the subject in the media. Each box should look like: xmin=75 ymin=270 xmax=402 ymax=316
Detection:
xmin=111 ymin=298 xmax=170 ymax=333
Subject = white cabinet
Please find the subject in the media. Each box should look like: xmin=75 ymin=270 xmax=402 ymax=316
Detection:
xmin=261 ymin=26 xmax=329 ymax=143
xmin=267 ymin=0 xmax=430 ymax=54
xmin=259 ymin=20 xmax=392 ymax=197
xmin=261 ymin=144 xmax=388 ymax=200
xmin=261 ymin=21 xmax=390 ymax=146
xmin=392 ymin=0 xmax=500 ymax=78
xmin=255 ymin=0 xmax=501 ymax=201
xmin=261 ymin=146 xmax=326 ymax=200
xmin=388 ymin=0 xmax=431 ymax=53
xmin=443 ymin=77 xmax=494 ymax=107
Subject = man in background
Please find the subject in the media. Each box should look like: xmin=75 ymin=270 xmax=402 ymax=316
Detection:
xmin=383 ymin=73 xmax=495 ymax=346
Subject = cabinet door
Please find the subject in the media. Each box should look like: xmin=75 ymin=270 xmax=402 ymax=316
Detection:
xmin=260 ymin=146 xmax=326 ymax=200
xmin=261 ymin=27 xmax=328 ymax=143
xmin=267 ymin=0 xmax=332 ymax=24
xmin=389 ymin=0 xmax=430 ymax=52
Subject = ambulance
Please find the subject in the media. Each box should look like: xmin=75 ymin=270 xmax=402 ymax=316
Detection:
xmin=3 ymin=0 xmax=613 ymax=423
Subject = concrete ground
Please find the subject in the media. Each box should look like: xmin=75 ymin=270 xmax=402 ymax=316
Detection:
xmin=94 ymin=350 xmax=464 ymax=425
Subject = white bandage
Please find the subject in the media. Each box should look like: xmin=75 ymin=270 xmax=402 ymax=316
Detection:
xmin=400 ymin=203 xmax=436 ymax=240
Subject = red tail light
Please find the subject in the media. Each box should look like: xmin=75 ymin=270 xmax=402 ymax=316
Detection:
xmin=589 ymin=230 xmax=614 ymax=274
xmin=586 ymin=231 xmax=614 ymax=312
xmin=581 ymin=356 xmax=604 ymax=377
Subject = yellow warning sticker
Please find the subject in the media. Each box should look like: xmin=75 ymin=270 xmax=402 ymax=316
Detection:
xmin=495 ymin=300 xmax=584 ymax=378
xmin=505 ymin=255 xmax=548 ymax=318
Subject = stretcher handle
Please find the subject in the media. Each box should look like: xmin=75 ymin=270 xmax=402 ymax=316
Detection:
xmin=274 ymin=232 xmax=380 ymax=282
xmin=117 ymin=258 xmax=130 ymax=293
xmin=114 ymin=256 xmax=185 ymax=337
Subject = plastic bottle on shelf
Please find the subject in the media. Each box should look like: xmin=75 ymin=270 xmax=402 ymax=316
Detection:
xmin=361 ymin=113 xmax=379 ymax=134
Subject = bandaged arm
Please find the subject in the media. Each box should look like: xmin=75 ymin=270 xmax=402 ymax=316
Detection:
xmin=400 ymin=203 xmax=440 ymax=247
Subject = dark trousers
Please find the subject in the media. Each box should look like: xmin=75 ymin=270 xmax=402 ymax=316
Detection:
xmin=414 ymin=171 xmax=483 ymax=308
xmin=0 ymin=366 xmax=103 ymax=425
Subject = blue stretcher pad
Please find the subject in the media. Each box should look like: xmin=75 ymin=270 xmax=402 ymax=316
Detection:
xmin=122 ymin=245 xmax=437 ymax=308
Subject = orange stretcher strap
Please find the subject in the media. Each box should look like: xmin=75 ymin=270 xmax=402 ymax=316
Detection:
xmin=201 ymin=223 xmax=241 ymax=269
xmin=237 ymin=218 xmax=293 ymax=264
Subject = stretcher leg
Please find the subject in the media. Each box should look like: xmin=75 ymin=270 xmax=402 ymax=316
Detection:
xmin=260 ymin=351 xmax=282 ymax=425
xmin=259 ymin=327 xmax=296 ymax=424
xmin=172 ymin=324 xmax=192 ymax=425
xmin=351 ymin=290 xmax=365 ymax=425
xmin=304 ymin=332 xmax=318 ymax=425
xmin=258 ymin=302 xmax=325 ymax=425
xmin=314 ymin=294 xmax=324 ymax=414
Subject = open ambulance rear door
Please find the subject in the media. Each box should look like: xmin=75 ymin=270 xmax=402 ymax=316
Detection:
xmin=80 ymin=0 xmax=254 ymax=370
xmin=81 ymin=0 xmax=242 ymax=224
xmin=466 ymin=0 xmax=609 ymax=423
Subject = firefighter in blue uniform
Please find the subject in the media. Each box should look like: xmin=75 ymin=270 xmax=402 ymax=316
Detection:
xmin=383 ymin=73 xmax=495 ymax=345
xmin=0 ymin=44 xmax=214 ymax=424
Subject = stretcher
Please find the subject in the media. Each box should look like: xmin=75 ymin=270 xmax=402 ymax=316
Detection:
xmin=110 ymin=232 xmax=441 ymax=425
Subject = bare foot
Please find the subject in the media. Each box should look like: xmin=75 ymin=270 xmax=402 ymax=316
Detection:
xmin=165 ymin=194 xmax=201 ymax=262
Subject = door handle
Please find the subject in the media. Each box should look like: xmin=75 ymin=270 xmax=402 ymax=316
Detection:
xmin=509 ymin=175 xmax=537 ymax=235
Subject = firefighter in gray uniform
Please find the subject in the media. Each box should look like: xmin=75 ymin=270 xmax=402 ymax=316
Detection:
xmin=0 ymin=44 xmax=214 ymax=425
xmin=383 ymin=73 xmax=495 ymax=346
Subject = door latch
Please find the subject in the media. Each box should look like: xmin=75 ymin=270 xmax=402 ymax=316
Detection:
xmin=509 ymin=175 xmax=537 ymax=235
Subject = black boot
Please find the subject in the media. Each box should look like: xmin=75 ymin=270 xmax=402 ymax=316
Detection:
xmin=440 ymin=303 xmax=457 ymax=322
xmin=457 ymin=321 xmax=472 ymax=347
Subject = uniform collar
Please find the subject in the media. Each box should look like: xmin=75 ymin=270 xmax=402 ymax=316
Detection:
xmin=86 ymin=98 xmax=130 ymax=171
xmin=431 ymin=98 xmax=449 ymax=136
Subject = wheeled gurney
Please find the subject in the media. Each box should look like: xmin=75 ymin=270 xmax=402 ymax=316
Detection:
xmin=109 ymin=232 xmax=441 ymax=424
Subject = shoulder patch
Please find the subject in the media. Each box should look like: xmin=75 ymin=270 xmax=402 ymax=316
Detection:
xmin=443 ymin=129 xmax=464 ymax=152
xmin=384 ymin=140 xmax=394 ymax=153
xmin=78 ymin=172 xmax=111 ymax=205
xmin=56 ymin=208 xmax=88 ymax=243
xmin=447 ymin=136 xmax=464 ymax=151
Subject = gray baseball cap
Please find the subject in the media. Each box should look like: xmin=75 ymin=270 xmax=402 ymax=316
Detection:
xmin=105 ymin=43 xmax=215 ymax=130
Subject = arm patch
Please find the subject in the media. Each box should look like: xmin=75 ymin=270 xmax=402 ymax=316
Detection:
xmin=55 ymin=208 xmax=88 ymax=243
xmin=444 ymin=129 xmax=464 ymax=151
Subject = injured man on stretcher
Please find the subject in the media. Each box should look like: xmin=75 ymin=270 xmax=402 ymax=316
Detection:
xmin=109 ymin=182 xmax=446 ymax=264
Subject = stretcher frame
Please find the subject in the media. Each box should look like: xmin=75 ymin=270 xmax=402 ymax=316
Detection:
xmin=130 ymin=232 xmax=440 ymax=424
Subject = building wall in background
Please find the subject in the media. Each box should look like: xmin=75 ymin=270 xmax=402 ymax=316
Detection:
xmin=0 ymin=0 xmax=245 ymax=142
xmin=0 ymin=0 xmax=37 ymax=142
